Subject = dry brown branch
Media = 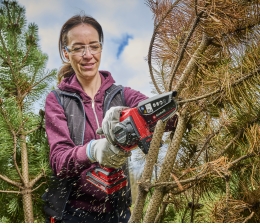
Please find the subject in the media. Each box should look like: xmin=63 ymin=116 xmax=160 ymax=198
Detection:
xmin=216 ymin=129 xmax=243 ymax=158
xmin=212 ymin=199 xmax=252 ymax=223
xmin=243 ymin=212 xmax=255 ymax=223
xmin=150 ymin=154 xmax=255 ymax=190
xmin=147 ymin=0 xmax=181 ymax=93
xmin=188 ymin=131 xmax=219 ymax=169
xmin=167 ymin=11 xmax=205 ymax=91
xmin=171 ymin=172 xmax=184 ymax=191
xmin=178 ymin=67 xmax=260 ymax=105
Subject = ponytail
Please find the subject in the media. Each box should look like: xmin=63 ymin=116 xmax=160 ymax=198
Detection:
xmin=57 ymin=63 xmax=75 ymax=84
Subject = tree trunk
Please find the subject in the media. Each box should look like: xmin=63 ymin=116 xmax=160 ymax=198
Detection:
xmin=21 ymin=134 xmax=34 ymax=222
xmin=143 ymin=109 xmax=187 ymax=222
xmin=129 ymin=120 xmax=166 ymax=223
xmin=22 ymin=193 xmax=34 ymax=223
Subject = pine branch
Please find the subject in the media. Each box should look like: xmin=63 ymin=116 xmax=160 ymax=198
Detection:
xmin=243 ymin=212 xmax=255 ymax=223
xmin=228 ymin=153 xmax=255 ymax=169
xmin=0 ymin=27 xmax=14 ymax=74
xmin=29 ymin=172 xmax=44 ymax=187
xmin=150 ymin=171 xmax=209 ymax=189
xmin=0 ymin=174 xmax=23 ymax=189
xmin=154 ymin=194 xmax=169 ymax=223
xmin=143 ymin=108 xmax=188 ymax=222
xmin=174 ymin=33 xmax=211 ymax=93
xmin=129 ymin=120 xmax=166 ymax=223
xmin=189 ymin=130 xmax=220 ymax=168
xmin=24 ymin=125 xmax=41 ymax=135
xmin=20 ymin=45 xmax=31 ymax=69
xmin=21 ymin=71 xmax=55 ymax=99
xmin=147 ymin=0 xmax=181 ymax=94
xmin=216 ymin=130 xmax=243 ymax=158
xmin=0 ymin=190 xmax=21 ymax=194
xmin=168 ymin=11 xmax=205 ymax=91
xmin=178 ymin=67 xmax=260 ymax=105
xmin=0 ymin=106 xmax=25 ymax=183
xmin=12 ymin=129 xmax=25 ymax=184
xmin=31 ymin=181 xmax=46 ymax=193
xmin=224 ymin=175 xmax=231 ymax=222
xmin=149 ymin=153 xmax=255 ymax=190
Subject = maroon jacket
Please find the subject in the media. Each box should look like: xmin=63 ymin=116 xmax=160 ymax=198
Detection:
xmin=45 ymin=71 xmax=147 ymax=213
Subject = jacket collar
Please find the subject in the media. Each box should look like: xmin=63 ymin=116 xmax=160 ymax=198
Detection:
xmin=58 ymin=70 xmax=115 ymax=102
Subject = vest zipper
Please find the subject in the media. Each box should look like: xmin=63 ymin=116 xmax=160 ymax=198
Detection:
xmin=92 ymin=99 xmax=101 ymax=138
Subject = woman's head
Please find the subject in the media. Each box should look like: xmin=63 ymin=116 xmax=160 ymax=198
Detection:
xmin=58 ymin=14 xmax=104 ymax=82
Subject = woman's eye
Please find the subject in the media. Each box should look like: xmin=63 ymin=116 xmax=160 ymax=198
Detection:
xmin=73 ymin=47 xmax=83 ymax=52
xmin=89 ymin=45 xmax=100 ymax=51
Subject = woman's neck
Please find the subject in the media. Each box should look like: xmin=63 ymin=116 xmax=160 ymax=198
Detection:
xmin=78 ymin=73 xmax=102 ymax=100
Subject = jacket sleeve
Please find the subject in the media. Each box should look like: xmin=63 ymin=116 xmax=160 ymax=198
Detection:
xmin=45 ymin=92 xmax=93 ymax=178
xmin=123 ymin=87 xmax=148 ymax=107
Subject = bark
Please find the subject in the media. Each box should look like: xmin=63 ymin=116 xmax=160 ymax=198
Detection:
xmin=167 ymin=11 xmax=205 ymax=91
xmin=175 ymin=33 xmax=211 ymax=93
xmin=129 ymin=120 xmax=166 ymax=223
xmin=143 ymin=109 xmax=187 ymax=223
xmin=20 ymin=134 xmax=34 ymax=223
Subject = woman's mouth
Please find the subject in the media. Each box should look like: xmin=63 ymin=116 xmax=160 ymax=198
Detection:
xmin=81 ymin=63 xmax=95 ymax=70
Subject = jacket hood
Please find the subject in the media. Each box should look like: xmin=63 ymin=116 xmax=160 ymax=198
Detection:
xmin=57 ymin=70 xmax=115 ymax=100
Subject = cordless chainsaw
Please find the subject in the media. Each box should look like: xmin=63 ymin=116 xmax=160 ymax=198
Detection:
xmin=86 ymin=91 xmax=178 ymax=194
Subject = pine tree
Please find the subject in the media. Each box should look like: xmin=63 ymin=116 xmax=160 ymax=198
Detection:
xmin=0 ymin=0 xmax=56 ymax=222
xmin=129 ymin=0 xmax=260 ymax=222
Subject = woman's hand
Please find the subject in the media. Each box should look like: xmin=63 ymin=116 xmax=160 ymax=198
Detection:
xmin=96 ymin=106 xmax=129 ymax=144
xmin=86 ymin=138 xmax=131 ymax=169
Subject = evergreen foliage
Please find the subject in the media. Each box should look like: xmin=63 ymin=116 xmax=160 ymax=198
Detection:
xmin=0 ymin=0 xmax=56 ymax=222
xmin=129 ymin=0 xmax=260 ymax=222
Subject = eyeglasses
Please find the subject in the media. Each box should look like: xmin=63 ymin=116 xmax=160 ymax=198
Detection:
xmin=65 ymin=42 xmax=102 ymax=56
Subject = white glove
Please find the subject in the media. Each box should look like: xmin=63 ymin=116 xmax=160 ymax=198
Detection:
xmin=96 ymin=106 xmax=129 ymax=144
xmin=86 ymin=138 xmax=130 ymax=169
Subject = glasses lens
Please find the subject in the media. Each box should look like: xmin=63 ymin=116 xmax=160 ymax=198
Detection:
xmin=88 ymin=43 xmax=102 ymax=54
xmin=69 ymin=43 xmax=102 ymax=56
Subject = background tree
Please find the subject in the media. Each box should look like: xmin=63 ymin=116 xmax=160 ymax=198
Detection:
xmin=130 ymin=0 xmax=260 ymax=222
xmin=0 ymin=0 xmax=56 ymax=222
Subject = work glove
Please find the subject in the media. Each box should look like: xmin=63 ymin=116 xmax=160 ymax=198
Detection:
xmin=86 ymin=138 xmax=130 ymax=169
xmin=96 ymin=106 xmax=129 ymax=144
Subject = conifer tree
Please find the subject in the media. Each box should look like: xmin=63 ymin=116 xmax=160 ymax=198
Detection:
xmin=130 ymin=0 xmax=260 ymax=222
xmin=0 ymin=0 xmax=56 ymax=222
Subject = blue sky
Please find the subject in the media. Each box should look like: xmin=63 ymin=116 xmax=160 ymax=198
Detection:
xmin=17 ymin=0 xmax=155 ymax=98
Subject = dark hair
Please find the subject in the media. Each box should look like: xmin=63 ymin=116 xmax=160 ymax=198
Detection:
xmin=57 ymin=14 xmax=104 ymax=82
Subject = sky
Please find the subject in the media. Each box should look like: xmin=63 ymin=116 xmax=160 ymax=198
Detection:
xmin=17 ymin=0 xmax=155 ymax=98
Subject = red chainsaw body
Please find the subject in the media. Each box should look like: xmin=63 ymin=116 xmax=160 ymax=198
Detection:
xmin=86 ymin=91 xmax=178 ymax=194
xmin=118 ymin=107 xmax=153 ymax=152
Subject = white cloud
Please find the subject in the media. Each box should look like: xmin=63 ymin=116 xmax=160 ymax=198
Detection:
xmin=19 ymin=0 xmax=64 ymax=18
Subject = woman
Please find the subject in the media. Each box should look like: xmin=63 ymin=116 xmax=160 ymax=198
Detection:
xmin=43 ymin=14 xmax=147 ymax=222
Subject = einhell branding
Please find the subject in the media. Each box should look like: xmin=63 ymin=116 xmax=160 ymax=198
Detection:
xmin=156 ymin=109 xmax=166 ymax=118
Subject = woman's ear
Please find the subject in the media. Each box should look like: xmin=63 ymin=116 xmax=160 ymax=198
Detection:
xmin=63 ymin=49 xmax=69 ymax=61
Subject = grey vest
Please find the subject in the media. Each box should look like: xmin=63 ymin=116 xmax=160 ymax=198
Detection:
xmin=43 ymin=84 xmax=131 ymax=220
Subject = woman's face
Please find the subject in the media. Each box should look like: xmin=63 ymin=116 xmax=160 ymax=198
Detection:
xmin=64 ymin=24 xmax=102 ymax=82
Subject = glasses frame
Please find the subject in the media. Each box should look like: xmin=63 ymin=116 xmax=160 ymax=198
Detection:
xmin=64 ymin=42 xmax=103 ymax=56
